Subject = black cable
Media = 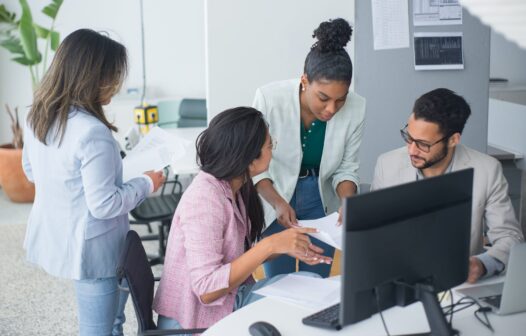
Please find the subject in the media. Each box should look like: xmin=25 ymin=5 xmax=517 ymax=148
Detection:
xmin=374 ymin=287 xmax=391 ymax=336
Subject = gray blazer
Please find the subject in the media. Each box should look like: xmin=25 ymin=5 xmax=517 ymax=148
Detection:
xmin=371 ymin=144 xmax=524 ymax=266
xmin=22 ymin=107 xmax=150 ymax=280
xmin=252 ymin=79 xmax=366 ymax=226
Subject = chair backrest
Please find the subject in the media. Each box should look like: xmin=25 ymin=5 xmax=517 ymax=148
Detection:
xmin=157 ymin=100 xmax=181 ymax=128
xmin=117 ymin=230 xmax=156 ymax=332
xmin=178 ymin=98 xmax=207 ymax=128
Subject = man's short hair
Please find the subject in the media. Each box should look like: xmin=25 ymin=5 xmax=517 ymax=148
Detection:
xmin=413 ymin=88 xmax=471 ymax=137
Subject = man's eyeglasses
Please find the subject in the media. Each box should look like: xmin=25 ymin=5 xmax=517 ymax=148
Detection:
xmin=400 ymin=125 xmax=448 ymax=153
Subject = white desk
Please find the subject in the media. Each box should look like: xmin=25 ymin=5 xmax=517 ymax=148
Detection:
xmin=203 ymin=276 xmax=526 ymax=335
xmin=164 ymin=127 xmax=205 ymax=175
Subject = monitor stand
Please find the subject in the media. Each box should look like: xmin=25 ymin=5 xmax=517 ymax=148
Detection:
xmin=404 ymin=283 xmax=459 ymax=336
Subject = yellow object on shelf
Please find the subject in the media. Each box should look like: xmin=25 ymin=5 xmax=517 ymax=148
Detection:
xmin=134 ymin=104 xmax=158 ymax=135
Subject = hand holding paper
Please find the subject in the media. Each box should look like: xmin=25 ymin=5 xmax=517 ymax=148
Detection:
xmin=122 ymin=127 xmax=189 ymax=182
xmin=298 ymin=212 xmax=342 ymax=250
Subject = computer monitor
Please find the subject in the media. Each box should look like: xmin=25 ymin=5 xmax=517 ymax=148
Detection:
xmin=341 ymin=168 xmax=473 ymax=335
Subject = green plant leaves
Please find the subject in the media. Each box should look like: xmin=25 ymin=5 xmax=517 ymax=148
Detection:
xmin=0 ymin=4 xmax=16 ymax=24
xmin=34 ymin=24 xmax=50 ymax=39
xmin=0 ymin=35 xmax=24 ymax=55
xmin=42 ymin=0 xmax=63 ymax=19
xmin=18 ymin=0 xmax=41 ymax=64
xmin=50 ymin=31 xmax=60 ymax=51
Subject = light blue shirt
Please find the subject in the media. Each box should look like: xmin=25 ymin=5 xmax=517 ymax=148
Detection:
xmin=22 ymin=107 xmax=151 ymax=280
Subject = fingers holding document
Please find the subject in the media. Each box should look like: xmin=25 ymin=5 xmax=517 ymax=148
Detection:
xmin=143 ymin=170 xmax=166 ymax=192
xmin=269 ymin=227 xmax=332 ymax=265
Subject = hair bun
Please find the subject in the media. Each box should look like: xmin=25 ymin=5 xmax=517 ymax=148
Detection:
xmin=312 ymin=18 xmax=353 ymax=53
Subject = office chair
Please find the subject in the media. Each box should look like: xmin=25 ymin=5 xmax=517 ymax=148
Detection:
xmin=130 ymin=167 xmax=182 ymax=265
xmin=177 ymin=98 xmax=207 ymax=128
xmin=117 ymin=230 xmax=207 ymax=335
xmin=157 ymin=100 xmax=181 ymax=129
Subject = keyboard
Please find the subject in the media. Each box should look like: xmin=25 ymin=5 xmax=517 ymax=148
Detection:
xmin=480 ymin=294 xmax=502 ymax=309
xmin=302 ymin=303 xmax=342 ymax=330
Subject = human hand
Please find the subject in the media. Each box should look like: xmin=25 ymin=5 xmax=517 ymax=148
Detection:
xmin=275 ymin=200 xmax=298 ymax=228
xmin=337 ymin=206 xmax=343 ymax=226
xmin=467 ymin=256 xmax=486 ymax=284
xmin=269 ymin=227 xmax=332 ymax=265
xmin=143 ymin=170 xmax=165 ymax=193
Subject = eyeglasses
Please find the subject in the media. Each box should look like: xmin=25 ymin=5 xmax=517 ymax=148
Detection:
xmin=400 ymin=124 xmax=448 ymax=153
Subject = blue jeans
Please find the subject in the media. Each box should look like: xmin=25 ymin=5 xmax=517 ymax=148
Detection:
xmin=74 ymin=277 xmax=128 ymax=336
xmin=262 ymin=176 xmax=335 ymax=278
xmin=157 ymin=272 xmax=320 ymax=334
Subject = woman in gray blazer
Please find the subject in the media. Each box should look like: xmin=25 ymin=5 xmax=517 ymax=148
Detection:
xmin=22 ymin=29 xmax=164 ymax=335
xmin=253 ymin=18 xmax=366 ymax=278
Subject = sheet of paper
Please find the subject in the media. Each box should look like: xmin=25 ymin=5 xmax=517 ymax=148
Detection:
xmin=122 ymin=127 xmax=190 ymax=181
xmin=298 ymin=212 xmax=342 ymax=250
xmin=414 ymin=32 xmax=464 ymax=70
xmin=253 ymin=274 xmax=340 ymax=310
xmin=372 ymin=0 xmax=410 ymax=50
xmin=413 ymin=0 xmax=462 ymax=26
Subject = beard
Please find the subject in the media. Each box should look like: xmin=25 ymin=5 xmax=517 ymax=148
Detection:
xmin=410 ymin=144 xmax=449 ymax=170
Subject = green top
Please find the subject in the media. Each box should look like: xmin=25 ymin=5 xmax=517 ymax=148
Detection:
xmin=300 ymin=119 xmax=327 ymax=170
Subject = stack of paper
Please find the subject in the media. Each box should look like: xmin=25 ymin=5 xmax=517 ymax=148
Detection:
xmin=122 ymin=127 xmax=190 ymax=181
xmin=253 ymin=274 xmax=340 ymax=310
xmin=298 ymin=212 xmax=342 ymax=250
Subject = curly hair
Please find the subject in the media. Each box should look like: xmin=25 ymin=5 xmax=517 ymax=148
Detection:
xmin=303 ymin=18 xmax=353 ymax=83
xmin=413 ymin=88 xmax=471 ymax=136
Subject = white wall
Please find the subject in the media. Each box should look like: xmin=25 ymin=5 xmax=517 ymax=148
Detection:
xmin=490 ymin=29 xmax=526 ymax=85
xmin=0 ymin=0 xmax=206 ymax=144
xmin=488 ymin=99 xmax=526 ymax=169
xmin=205 ymin=0 xmax=354 ymax=118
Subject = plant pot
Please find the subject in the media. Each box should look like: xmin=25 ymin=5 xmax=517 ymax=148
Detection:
xmin=0 ymin=145 xmax=35 ymax=203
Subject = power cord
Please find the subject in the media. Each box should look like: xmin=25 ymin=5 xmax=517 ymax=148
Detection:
xmin=442 ymin=295 xmax=494 ymax=332
xmin=374 ymin=287 xmax=391 ymax=336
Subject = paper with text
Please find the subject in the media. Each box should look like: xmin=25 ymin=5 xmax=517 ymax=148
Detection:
xmin=253 ymin=274 xmax=340 ymax=310
xmin=372 ymin=0 xmax=410 ymax=50
xmin=298 ymin=212 xmax=342 ymax=250
xmin=122 ymin=127 xmax=190 ymax=181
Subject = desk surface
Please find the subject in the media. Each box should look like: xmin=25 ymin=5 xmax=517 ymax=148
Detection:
xmin=203 ymin=276 xmax=526 ymax=335
xmin=164 ymin=127 xmax=205 ymax=175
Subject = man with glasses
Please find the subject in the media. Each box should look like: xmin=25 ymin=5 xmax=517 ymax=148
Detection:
xmin=371 ymin=88 xmax=523 ymax=283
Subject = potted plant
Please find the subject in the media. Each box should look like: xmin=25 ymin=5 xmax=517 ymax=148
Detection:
xmin=0 ymin=0 xmax=63 ymax=202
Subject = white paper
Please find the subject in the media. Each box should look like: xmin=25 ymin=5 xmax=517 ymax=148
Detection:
xmin=298 ymin=212 xmax=342 ymax=250
xmin=253 ymin=274 xmax=340 ymax=310
xmin=413 ymin=0 xmax=462 ymax=26
xmin=372 ymin=0 xmax=410 ymax=50
xmin=122 ymin=127 xmax=190 ymax=181
xmin=414 ymin=32 xmax=464 ymax=70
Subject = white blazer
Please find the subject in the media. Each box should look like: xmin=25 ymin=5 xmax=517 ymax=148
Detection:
xmin=252 ymin=79 xmax=366 ymax=225
xmin=22 ymin=107 xmax=150 ymax=280
xmin=371 ymin=144 xmax=524 ymax=266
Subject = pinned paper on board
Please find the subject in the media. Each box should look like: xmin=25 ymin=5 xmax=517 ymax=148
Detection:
xmin=413 ymin=0 xmax=462 ymax=26
xmin=371 ymin=0 xmax=410 ymax=50
xmin=414 ymin=32 xmax=464 ymax=70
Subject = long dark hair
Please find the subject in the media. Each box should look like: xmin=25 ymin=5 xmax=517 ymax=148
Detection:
xmin=304 ymin=18 xmax=353 ymax=84
xmin=28 ymin=29 xmax=127 ymax=145
xmin=196 ymin=107 xmax=267 ymax=242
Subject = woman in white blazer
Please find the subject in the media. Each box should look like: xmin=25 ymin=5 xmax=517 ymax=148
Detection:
xmin=22 ymin=29 xmax=164 ymax=336
xmin=253 ymin=18 xmax=366 ymax=278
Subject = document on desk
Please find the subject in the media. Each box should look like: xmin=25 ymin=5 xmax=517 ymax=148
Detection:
xmin=253 ymin=274 xmax=340 ymax=310
xmin=122 ymin=127 xmax=190 ymax=182
xmin=298 ymin=212 xmax=342 ymax=250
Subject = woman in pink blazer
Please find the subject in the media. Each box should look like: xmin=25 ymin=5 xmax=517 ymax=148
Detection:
xmin=153 ymin=107 xmax=332 ymax=330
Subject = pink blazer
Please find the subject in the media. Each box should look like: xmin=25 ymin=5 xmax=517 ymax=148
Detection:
xmin=153 ymin=171 xmax=254 ymax=329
